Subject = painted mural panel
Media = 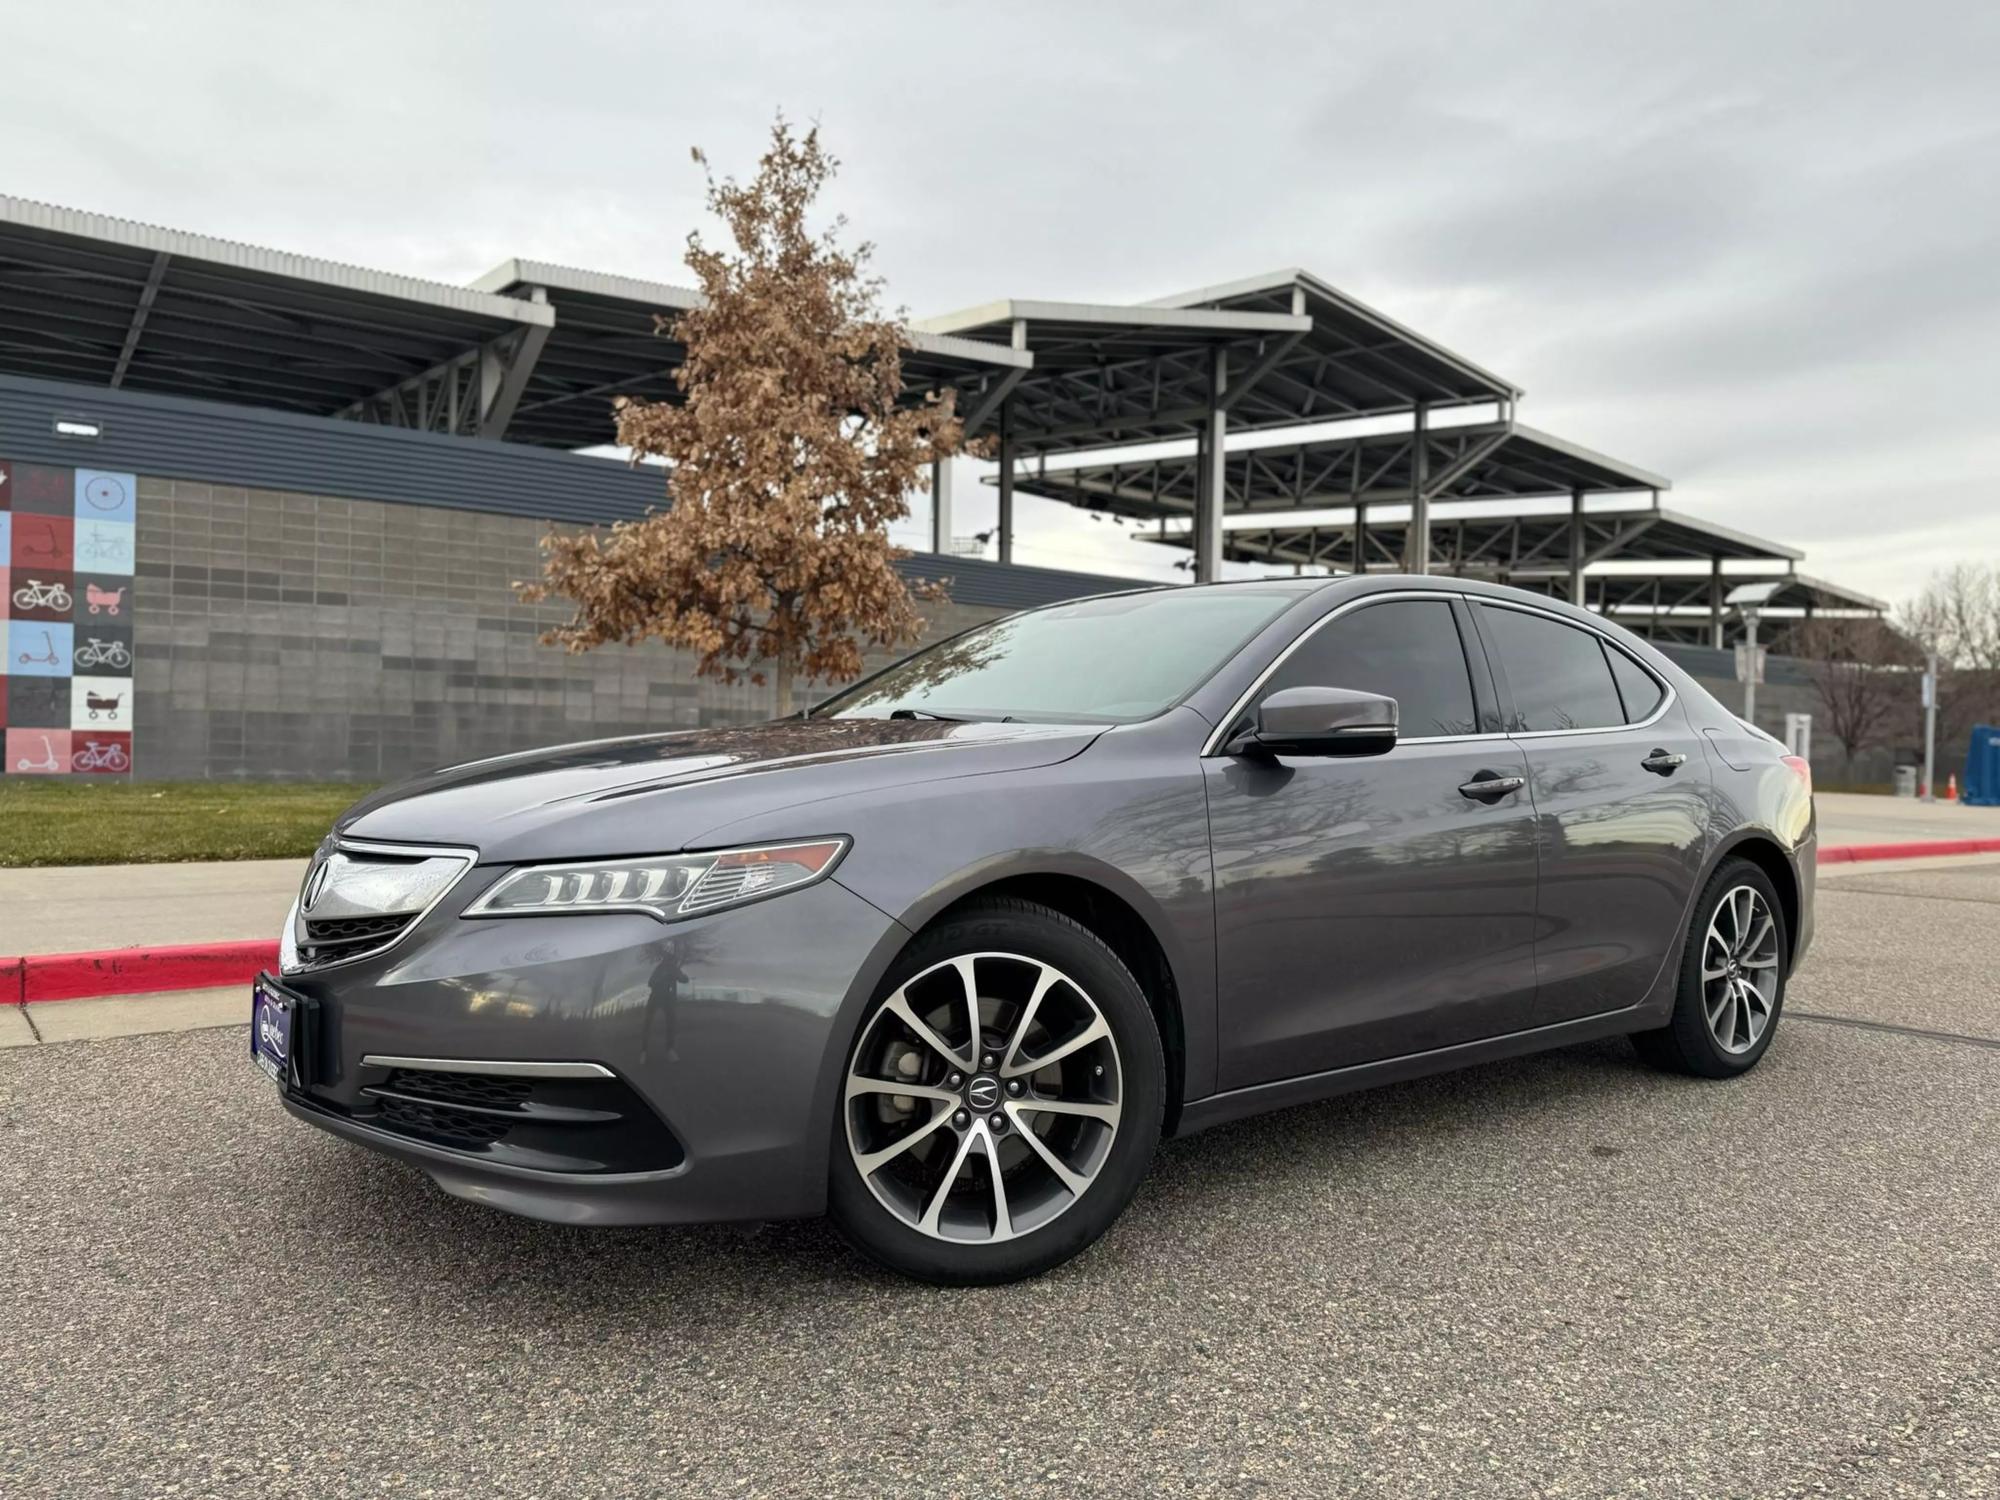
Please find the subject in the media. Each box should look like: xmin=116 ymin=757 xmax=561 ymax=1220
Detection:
xmin=2 ymin=461 xmax=138 ymax=775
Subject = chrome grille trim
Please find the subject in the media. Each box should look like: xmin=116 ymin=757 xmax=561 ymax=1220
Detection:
xmin=283 ymin=836 xmax=478 ymax=975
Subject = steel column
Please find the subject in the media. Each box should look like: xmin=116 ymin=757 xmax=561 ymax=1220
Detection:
xmin=1195 ymin=347 xmax=1228 ymax=583
xmin=1568 ymin=487 xmax=1585 ymax=603
xmin=996 ymin=398 xmax=1014 ymax=565
xmin=930 ymin=455 xmax=954 ymax=554
xmin=1403 ymin=401 xmax=1430 ymax=574
xmin=1709 ymin=557 xmax=1725 ymax=648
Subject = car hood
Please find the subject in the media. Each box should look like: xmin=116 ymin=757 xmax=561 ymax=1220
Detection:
xmin=337 ymin=717 xmax=1101 ymax=864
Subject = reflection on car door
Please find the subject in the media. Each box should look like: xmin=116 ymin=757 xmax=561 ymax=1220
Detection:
xmin=1470 ymin=602 xmax=1710 ymax=1026
xmin=1206 ymin=596 xmax=1541 ymax=1091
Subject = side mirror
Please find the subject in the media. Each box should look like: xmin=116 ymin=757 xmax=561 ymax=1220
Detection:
xmin=1228 ymin=685 xmax=1399 ymax=759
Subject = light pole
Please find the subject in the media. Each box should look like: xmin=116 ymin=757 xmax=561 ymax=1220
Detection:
xmin=1922 ymin=650 xmax=1939 ymax=803
xmin=1725 ymin=582 xmax=1782 ymax=727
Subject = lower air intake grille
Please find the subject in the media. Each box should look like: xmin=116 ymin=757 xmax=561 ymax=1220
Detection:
xmin=373 ymin=1096 xmax=511 ymax=1149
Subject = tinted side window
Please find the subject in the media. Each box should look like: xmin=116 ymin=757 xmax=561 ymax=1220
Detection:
xmin=1264 ymin=600 xmax=1477 ymax=737
xmin=1476 ymin=605 xmax=1624 ymax=732
xmin=1606 ymin=646 xmax=1665 ymax=723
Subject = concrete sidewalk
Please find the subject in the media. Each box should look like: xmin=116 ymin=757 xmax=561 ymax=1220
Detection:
xmin=1814 ymin=789 xmax=2000 ymax=845
xmin=0 ymin=859 xmax=305 ymax=956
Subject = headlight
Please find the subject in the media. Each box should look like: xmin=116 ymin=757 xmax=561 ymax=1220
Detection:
xmin=462 ymin=838 xmax=850 ymax=922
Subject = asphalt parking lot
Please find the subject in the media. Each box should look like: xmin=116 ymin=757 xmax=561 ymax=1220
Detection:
xmin=3 ymin=863 xmax=1996 ymax=1499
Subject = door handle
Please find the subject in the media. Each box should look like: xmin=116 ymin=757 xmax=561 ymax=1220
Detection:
xmin=1640 ymin=749 xmax=1687 ymax=775
xmin=1459 ymin=771 xmax=1526 ymax=801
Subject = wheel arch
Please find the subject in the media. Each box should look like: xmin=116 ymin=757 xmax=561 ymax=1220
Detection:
xmin=1705 ymin=829 xmax=1804 ymax=963
xmin=890 ymin=864 xmax=1192 ymax=1137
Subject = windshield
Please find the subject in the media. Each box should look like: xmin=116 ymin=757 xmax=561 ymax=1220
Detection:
xmin=815 ymin=586 xmax=1304 ymax=723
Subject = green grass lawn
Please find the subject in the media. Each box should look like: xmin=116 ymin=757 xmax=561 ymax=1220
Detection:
xmin=0 ymin=780 xmax=376 ymax=867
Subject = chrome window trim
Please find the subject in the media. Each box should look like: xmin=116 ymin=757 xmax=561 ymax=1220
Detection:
xmin=1202 ymin=588 xmax=1677 ymax=757
xmin=283 ymin=836 xmax=480 ymax=976
xmin=1469 ymin=598 xmax=1678 ymax=738
xmin=359 ymin=1055 xmax=615 ymax=1079
xmin=1201 ymin=589 xmax=1483 ymax=757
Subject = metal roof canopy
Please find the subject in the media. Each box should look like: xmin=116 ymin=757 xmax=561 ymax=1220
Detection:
xmin=1147 ymin=268 xmax=1521 ymax=425
xmin=1135 ymin=500 xmax=1799 ymax=576
xmin=471 ymin=260 xmax=1032 ymax=450
xmin=0 ymin=195 xmax=553 ymax=436
xmin=1008 ymin=420 xmax=1667 ymax=519
xmin=1578 ymin=570 xmax=1890 ymax=646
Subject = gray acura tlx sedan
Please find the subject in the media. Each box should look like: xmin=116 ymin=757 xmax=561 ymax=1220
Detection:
xmin=254 ymin=575 xmax=1815 ymax=1284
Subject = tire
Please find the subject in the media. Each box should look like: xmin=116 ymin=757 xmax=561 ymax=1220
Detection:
xmin=829 ymin=898 xmax=1166 ymax=1285
xmin=1632 ymin=858 xmax=1789 ymax=1078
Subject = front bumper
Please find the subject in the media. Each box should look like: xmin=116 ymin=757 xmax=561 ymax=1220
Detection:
xmin=271 ymin=875 xmax=907 ymax=1226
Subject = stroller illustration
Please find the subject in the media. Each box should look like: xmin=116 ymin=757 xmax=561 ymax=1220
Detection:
xmin=87 ymin=690 xmax=124 ymax=721
xmin=86 ymin=583 xmax=126 ymax=615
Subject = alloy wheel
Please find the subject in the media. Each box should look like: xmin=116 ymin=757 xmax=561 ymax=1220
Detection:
xmin=844 ymin=951 xmax=1123 ymax=1244
xmin=1702 ymin=885 xmax=1781 ymax=1055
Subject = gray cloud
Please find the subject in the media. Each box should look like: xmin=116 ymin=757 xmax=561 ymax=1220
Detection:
xmin=1 ymin=0 xmax=1994 ymax=603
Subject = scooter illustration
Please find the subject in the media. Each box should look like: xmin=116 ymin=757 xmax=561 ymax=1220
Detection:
xmin=15 ymin=735 xmax=62 ymax=773
xmin=16 ymin=630 xmax=61 ymax=667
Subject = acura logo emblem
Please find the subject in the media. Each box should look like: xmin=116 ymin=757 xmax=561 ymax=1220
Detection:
xmin=302 ymin=859 xmax=331 ymax=912
xmin=966 ymin=1075 xmax=1001 ymax=1111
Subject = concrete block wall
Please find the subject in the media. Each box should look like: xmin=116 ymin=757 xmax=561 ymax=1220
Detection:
xmin=131 ymin=478 xmax=1006 ymax=782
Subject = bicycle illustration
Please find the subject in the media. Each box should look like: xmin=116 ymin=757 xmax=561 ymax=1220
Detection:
xmin=86 ymin=690 xmax=124 ymax=722
xmin=75 ymin=637 xmax=132 ymax=670
xmin=86 ymin=583 xmax=126 ymax=615
xmin=15 ymin=735 xmax=62 ymax=773
xmin=83 ymin=474 xmax=128 ymax=511
xmin=16 ymin=630 xmax=61 ymax=667
xmin=72 ymin=739 xmax=130 ymax=773
xmin=79 ymin=530 xmax=130 ymax=566
xmin=12 ymin=578 xmax=73 ymax=612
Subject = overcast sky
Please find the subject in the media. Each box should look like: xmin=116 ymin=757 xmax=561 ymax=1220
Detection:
xmin=4 ymin=1 xmax=1996 ymax=605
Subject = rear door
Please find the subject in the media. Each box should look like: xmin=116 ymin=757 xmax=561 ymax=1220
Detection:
xmin=1469 ymin=602 xmax=1710 ymax=1026
xmin=1207 ymin=593 xmax=1541 ymax=1090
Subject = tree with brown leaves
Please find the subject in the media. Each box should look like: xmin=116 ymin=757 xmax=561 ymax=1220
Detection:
xmin=521 ymin=119 xmax=964 ymax=716
xmin=1781 ymin=615 xmax=1917 ymax=769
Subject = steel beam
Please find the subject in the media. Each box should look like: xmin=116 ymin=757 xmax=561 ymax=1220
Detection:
xmin=931 ymin=455 xmax=955 ymax=554
xmin=996 ymin=397 xmax=1015 ymax=565
xmin=109 ymin=251 xmax=170 ymax=390
xmin=1568 ymin=488 xmax=1585 ymax=603
xmin=1403 ymin=401 xmax=1430 ymax=573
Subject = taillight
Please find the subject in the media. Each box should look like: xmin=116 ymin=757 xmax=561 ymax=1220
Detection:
xmin=1780 ymin=754 xmax=1812 ymax=794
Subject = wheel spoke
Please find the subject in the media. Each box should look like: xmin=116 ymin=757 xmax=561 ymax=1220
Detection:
xmin=978 ymin=1128 xmax=1013 ymax=1239
xmin=1741 ymin=953 xmax=1778 ymax=970
xmin=1740 ymin=911 xmax=1774 ymax=960
xmin=883 ymin=991 xmax=975 ymax=1072
xmin=1001 ymin=1016 xmax=1109 ymax=1079
xmin=852 ymin=1105 xmax=954 ymax=1178
xmin=1007 ymin=1106 xmax=1091 ymax=1194
xmin=1011 ymin=1096 xmax=1119 ymax=1124
xmin=844 ymin=1076 xmax=961 ymax=1105
xmin=1001 ymin=965 xmax=1063 ymax=1075
xmin=1710 ymin=988 xmax=1739 ymax=1049
xmin=947 ymin=957 xmax=984 ymax=1064
xmin=918 ymin=1122 xmax=985 ymax=1235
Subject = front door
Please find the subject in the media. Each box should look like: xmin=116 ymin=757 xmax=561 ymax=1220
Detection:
xmin=1469 ymin=602 xmax=1711 ymax=1026
xmin=1207 ymin=596 xmax=1541 ymax=1092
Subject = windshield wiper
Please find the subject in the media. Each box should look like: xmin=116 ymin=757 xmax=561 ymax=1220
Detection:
xmin=887 ymin=708 xmax=967 ymax=722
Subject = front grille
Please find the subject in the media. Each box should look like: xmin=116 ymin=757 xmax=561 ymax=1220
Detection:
xmin=373 ymin=1096 xmax=512 ymax=1149
xmin=299 ymin=914 xmax=415 ymax=966
xmin=342 ymin=1064 xmax=686 ymax=1174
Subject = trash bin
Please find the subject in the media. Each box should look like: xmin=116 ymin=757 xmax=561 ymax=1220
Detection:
xmin=1893 ymin=766 xmax=1919 ymax=798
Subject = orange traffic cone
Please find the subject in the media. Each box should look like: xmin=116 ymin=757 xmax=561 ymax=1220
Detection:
xmin=1948 ymin=773 xmax=1959 ymax=802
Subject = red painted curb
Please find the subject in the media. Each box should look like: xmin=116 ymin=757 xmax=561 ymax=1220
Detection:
xmin=1818 ymin=837 xmax=2000 ymax=865
xmin=7 ymin=941 xmax=279 ymax=1004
